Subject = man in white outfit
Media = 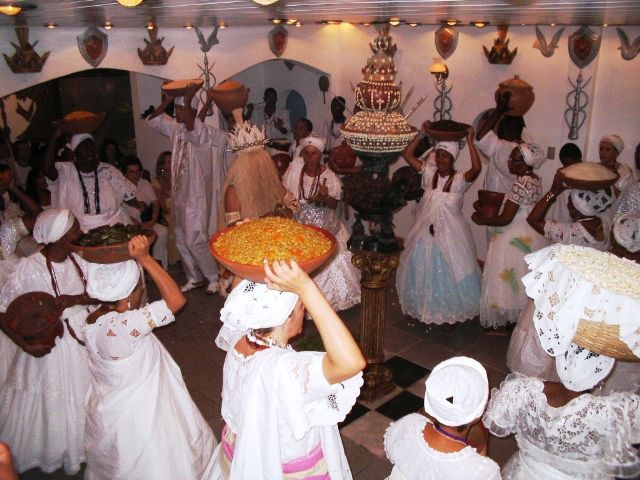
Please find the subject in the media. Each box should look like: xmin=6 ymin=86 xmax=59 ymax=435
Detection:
xmin=146 ymin=83 xmax=221 ymax=294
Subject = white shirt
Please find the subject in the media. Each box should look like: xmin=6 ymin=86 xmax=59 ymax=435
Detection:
xmin=475 ymin=130 xmax=518 ymax=194
xmin=125 ymin=178 xmax=157 ymax=223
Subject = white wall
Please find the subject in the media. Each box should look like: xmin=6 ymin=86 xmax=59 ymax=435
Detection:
xmin=2 ymin=24 xmax=638 ymax=255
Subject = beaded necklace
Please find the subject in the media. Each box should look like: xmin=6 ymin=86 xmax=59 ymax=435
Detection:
xmin=433 ymin=423 xmax=469 ymax=446
xmin=431 ymin=170 xmax=456 ymax=192
xmin=298 ymin=165 xmax=322 ymax=201
xmin=75 ymin=164 xmax=101 ymax=214
xmin=247 ymin=330 xmax=291 ymax=350
xmin=45 ymin=253 xmax=87 ymax=297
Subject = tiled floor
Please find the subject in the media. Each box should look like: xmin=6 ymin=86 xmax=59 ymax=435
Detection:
xmin=20 ymin=270 xmax=517 ymax=480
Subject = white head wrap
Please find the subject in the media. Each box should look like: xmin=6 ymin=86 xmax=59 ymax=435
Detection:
xmin=66 ymin=133 xmax=94 ymax=152
xmin=174 ymin=94 xmax=200 ymax=110
xmin=518 ymin=143 xmax=546 ymax=169
xmin=600 ymin=134 xmax=624 ymax=153
xmin=32 ymin=209 xmax=75 ymax=244
xmin=613 ymin=213 xmax=640 ymax=253
xmin=300 ymin=136 xmax=326 ymax=154
xmin=555 ymin=343 xmax=615 ymax=391
xmin=424 ymin=356 xmax=489 ymax=427
xmin=435 ymin=141 xmax=460 ymax=160
xmin=86 ymin=260 xmax=141 ymax=302
xmin=571 ymin=188 xmax=613 ymax=217
xmin=220 ymin=280 xmax=299 ymax=332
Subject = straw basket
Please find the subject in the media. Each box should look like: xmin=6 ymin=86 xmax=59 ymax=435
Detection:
xmin=574 ymin=320 xmax=639 ymax=362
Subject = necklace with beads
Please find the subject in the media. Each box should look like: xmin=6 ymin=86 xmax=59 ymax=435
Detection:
xmin=298 ymin=165 xmax=322 ymax=201
xmin=247 ymin=330 xmax=292 ymax=350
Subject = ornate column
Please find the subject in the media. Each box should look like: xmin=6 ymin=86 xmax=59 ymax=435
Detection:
xmin=351 ymin=249 xmax=399 ymax=402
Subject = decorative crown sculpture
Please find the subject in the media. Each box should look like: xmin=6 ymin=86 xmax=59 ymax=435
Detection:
xmin=227 ymin=122 xmax=269 ymax=154
xmin=3 ymin=27 xmax=50 ymax=73
xmin=138 ymin=28 xmax=174 ymax=66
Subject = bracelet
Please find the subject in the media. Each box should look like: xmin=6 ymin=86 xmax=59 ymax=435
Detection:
xmin=544 ymin=192 xmax=556 ymax=202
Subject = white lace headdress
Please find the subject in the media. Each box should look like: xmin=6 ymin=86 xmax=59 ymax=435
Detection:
xmin=226 ymin=122 xmax=270 ymax=154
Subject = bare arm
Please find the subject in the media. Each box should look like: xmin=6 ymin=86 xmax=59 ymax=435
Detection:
xmin=146 ymin=94 xmax=174 ymax=121
xmin=472 ymin=199 xmax=519 ymax=227
xmin=476 ymin=92 xmax=511 ymax=141
xmin=464 ymin=126 xmax=482 ymax=183
xmin=402 ymin=129 xmax=426 ymax=172
xmin=8 ymin=185 xmax=41 ymax=217
xmin=264 ymin=260 xmax=365 ymax=384
xmin=527 ymin=171 xmax=566 ymax=235
xmin=198 ymin=88 xmax=214 ymax=123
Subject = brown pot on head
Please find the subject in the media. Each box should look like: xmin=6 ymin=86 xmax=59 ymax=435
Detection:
xmin=495 ymin=75 xmax=535 ymax=117
xmin=212 ymin=81 xmax=249 ymax=114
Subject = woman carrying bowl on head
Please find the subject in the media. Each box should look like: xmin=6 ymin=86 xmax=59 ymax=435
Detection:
xmin=396 ymin=124 xmax=483 ymax=326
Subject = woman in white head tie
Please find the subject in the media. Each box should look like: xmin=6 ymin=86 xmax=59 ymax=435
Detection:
xmin=396 ymin=123 xmax=482 ymax=326
xmin=78 ymin=235 xmax=217 ymax=480
xmin=282 ymin=135 xmax=362 ymax=312
xmin=211 ymin=259 xmax=365 ymax=479
xmin=599 ymin=134 xmax=635 ymax=195
xmin=472 ymin=142 xmax=549 ymax=329
xmin=0 ymin=209 xmax=92 ymax=475
xmin=384 ymin=357 xmax=501 ymax=480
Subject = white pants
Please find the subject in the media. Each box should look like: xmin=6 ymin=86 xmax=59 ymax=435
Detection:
xmin=151 ymin=223 xmax=169 ymax=268
xmin=174 ymin=225 xmax=218 ymax=284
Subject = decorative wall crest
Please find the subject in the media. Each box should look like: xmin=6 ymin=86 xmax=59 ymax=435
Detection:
xmin=268 ymin=25 xmax=288 ymax=57
xmin=483 ymin=25 xmax=517 ymax=64
xmin=434 ymin=26 xmax=458 ymax=60
xmin=616 ymin=28 xmax=640 ymax=61
xmin=77 ymin=26 xmax=108 ymax=68
xmin=3 ymin=27 xmax=50 ymax=73
xmin=138 ymin=28 xmax=174 ymax=66
xmin=533 ymin=26 xmax=565 ymax=58
xmin=568 ymin=26 xmax=601 ymax=69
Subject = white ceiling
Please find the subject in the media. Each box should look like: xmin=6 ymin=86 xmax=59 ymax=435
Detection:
xmin=1 ymin=0 xmax=639 ymax=29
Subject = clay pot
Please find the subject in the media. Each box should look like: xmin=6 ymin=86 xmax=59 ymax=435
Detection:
xmin=211 ymin=80 xmax=249 ymax=114
xmin=476 ymin=189 xmax=505 ymax=217
xmin=494 ymin=75 xmax=535 ymax=117
xmin=355 ymin=81 xmax=401 ymax=111
xmin=331 ymin=142 xmax=357 ymax=169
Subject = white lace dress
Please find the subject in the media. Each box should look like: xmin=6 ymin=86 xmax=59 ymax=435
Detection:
xmin=283 ymin=163 xmax=361 ymax=311
xmin=483 ymin=374 xmax=640 ymax=479
xmin=0 ymin=252 xmax=90 ymax=474
xmin=211 ymin=343 xmax=362 ymax=479
xmin=384 ymin=413 xmax=501 ymax=480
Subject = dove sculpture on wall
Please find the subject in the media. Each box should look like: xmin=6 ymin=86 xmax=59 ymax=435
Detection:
xmin=533 ymin=26 xmax=565 ymax=58
xmin=616 ymin=28 xmax=640 ymax=60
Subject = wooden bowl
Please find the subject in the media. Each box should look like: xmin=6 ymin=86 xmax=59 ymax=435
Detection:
xmin=70 ymin=230 xmax=156 ymax=264
xmin=424 ymin=120 xmax=470 ymax=142
xmin=208 ymin=224 xmax=337 ymax=283
xmin=60 ymin=111 xmax=106 ymax=135
xmin=559 ymin=163 xmax=619 ymax=191
xmin=211 ymin=80 xmax=249 ymax=113
xmin=161 ymin=78 xmax=204 ymax=97
xmin=5 ymin=292 xmax=63 ymax=346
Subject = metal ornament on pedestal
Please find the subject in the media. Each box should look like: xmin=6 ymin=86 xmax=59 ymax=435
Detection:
xmin=194 ymin=26 xmax=220 ymax=117
xmin=564 ymin=71 xmax=591 ymax=140
xmin=430 ymin=60 xmax=452 ymax=121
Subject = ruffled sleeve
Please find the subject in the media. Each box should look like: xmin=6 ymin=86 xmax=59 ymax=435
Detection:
xmin=321 ymin=168 xmax=342 ymax=201
xmin=103 ymin=164 xmax=138 ymax=202
xmin=384 ymin=413 xmax=425 ymax=466
xmin=483 ymin=374 xmax=540 ymax=437
xmin=506 ymin=175 xmax=540 ymax=206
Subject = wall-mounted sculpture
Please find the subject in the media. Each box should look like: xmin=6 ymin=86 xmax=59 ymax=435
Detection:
xmin=483 ymin=25 xmax=517 ymax=64
xmin=564 ymin=71 xmax=591 ymax=140
xmin=138 ymin=28 xmax=174 ymax=66
xmin=3 ymin=27 xmax=50 ymax=73
xmin=568 ymin=26 xmax=601 ymax=69
xmin=77 ymin=26 xmax=108 ymax=68
xmin=616 ymin=28 xmax=640 ymax=61
xmin=194 ymin=26 xmax=220 ymax=116
xmin=435 ymin=26 xmax=458 ymax=60
xmin=269 ymin=25 xmax=288 ymax=58
xmin=533 ymin=26 xmax=565 ymax=58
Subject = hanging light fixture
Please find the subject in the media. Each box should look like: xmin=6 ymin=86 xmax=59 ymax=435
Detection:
xmin=0 ymin=5 xmax=22 ymax=15
xmin=116 ymin=0 xmax=144 ymax=7
xmin=252 ymin=0 xmax=278 ymax=4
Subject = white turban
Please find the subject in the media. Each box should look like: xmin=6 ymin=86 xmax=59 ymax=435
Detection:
xmin=300 ymin=136 xmax=326 ymax=154
xmin=87 ymin=260 xmax=141 ymax=303
xmin=571 ymin=188 xmax=613 ymax=217
xmin=600 ymin=134 xmax=624 ymax=153
xmin=424 ymin=356 xmax=489 ymax=427
xmin=614 ymin=213 xmax=640 ymax=253
xmin=518 ymin=143 xmax=546 ymax=169
xmin=66 ymin=133 xmax=94 ymax=152
xmin=174 ymin=94 xmax=200 ymax=110
xmin=435 ymin=141 xmax=460 ymax=160
xmin=33 ymin=209 xmax=75 ymax=245
xmin=220 ymin=280 xmax=299 ymax=332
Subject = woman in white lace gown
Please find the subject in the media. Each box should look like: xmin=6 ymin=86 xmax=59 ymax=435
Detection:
xmin=0 ymin=209 xmax=91 ymax=474
xmin=484 ymin=374 xmax=640 ymax=479
xmin=472 ymin=143 xmax=548 ymax=328
xmin=211 ymin=260 xmax=365 ymax=479
xmin=282 ymin=136 xmax=361 ymax=312
xmin=396 ymin=127 xmax=482 ymax=325
xmin=78 ymin=236 xmax=217 ymax=480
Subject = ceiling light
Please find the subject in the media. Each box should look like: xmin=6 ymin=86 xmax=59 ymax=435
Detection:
xmin=603 ymin=23 xmax=608 ymax=27
xmin=295 ymin=21 xmax=302 ymax=27
xmin=117 ymin=0 xmax=144 ymax=6
xmin=389 ymin=18 xmax=401 ymax=26
xmin=219 ymin=21 xmax=227 ymax=29
xmin=270 ymin=18 xmax=282 ymax=24
xmin=409 ymin=22 xmax=418 ymax=27
xmin=252 ymin=0 xmax=279 ymax=4
xmin=446 ymin=19 xmax=458 ymax=26
xmin=146 ymin=22 xmax=154 ymax=30
xmin=362 ymin=22 xmax=371 ymax=26
xmin=184 ymin=23 xmax=192 ymax=30
xmin=104 ymin=21 xmax=113 ymax=29
xmin=327 ymin=20 xmax=342 ymax=25
xmin=46 ymin=23 xmax=58 ymax=29
xmin=0 ymin=5 xmax=22 ymax=15
xmin=286 ymin=18 xmax=297 ymax=25
xmin=521 ymin=23 xmax=526 ymax=26
xmin=472 ymin=21 xmax=487 ymax=28
xmin=550 ymin=23 xmax=556 ymax=26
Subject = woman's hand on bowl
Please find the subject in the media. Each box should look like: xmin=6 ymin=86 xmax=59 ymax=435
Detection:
xmin=263 ymin=259 xmax=312 ymax=295
xmin=128 ymin=235 xmax=151 ymax=259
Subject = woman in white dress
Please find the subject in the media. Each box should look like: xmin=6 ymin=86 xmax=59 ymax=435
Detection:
xmin=599 ymin=134 xmax=635 ymax=196
xmin=472 ymin=143 xmax=548 ymax=329
xmin=79 ymin=235 xmax=217 ymax=480
xmin=282 ymin=136 xmax=361 ymax=312
xmin=385 ymin=357 xmax=501 ymax=480
xmin=396 ymin=126 xmax=482 ymax=325
xmin=0 ymin=209 xmax=91 ymax=474
xmin=211 ymin=259 xmax=365 ymax=479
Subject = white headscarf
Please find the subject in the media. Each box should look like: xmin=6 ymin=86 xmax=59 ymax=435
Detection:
xmin=300 ymin=136 xmax=326 ymax=154
xmin=423 ymin=356 xmax=489 ymax=427
xmin=66 ymin=133 xmax=94 ymax=152
xmin=174 ymin=94 xmax=200 ymax=110
xmin=86 ymin=260 xmax=141 ymax=302
xmin=600 ymin=134 xmax=624 ymax=153
xmin=571 ymin=188 xmax=613 ymax=217
xmin=220 ymin=280 xmax=299 ymax=332
xmin=518 ymin=142 xmax=546 ymax=169
xmin=32 ymin=209 xmax=75 ymax=244
xmin=435 ymin=141 xmax=460 ymax=160
xmin=614 ymin=213 xmax=640 ymax=253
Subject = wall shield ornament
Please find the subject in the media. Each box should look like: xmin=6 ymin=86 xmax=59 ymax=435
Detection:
xmin=435 ymin=26 xmax=458 ymax=60
xmin=269 ymin=25 xmax=288 ymax=57
xmin=77 ymin=27 xmax=108 ymax=68
xmin=568 ymin=26 xmax=601 ymax=69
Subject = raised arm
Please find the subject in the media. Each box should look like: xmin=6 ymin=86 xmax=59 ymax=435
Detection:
xmin=42 ymin=124 xmax=64 ymax=181
xmin=476 ymin=92 xmax=511 ymax=141
xmin=527 ymin=171 xmax=566 ymax=235
xmin=402 ymin=128 xmax=426 ymax=172
xmin=198 ymin=87 xmax=215 ymax=124
xmin=464 ymin=126 xmax=482 ymax=183
xmin=182 ymin=83 xmax=199 ymax=132
xmin=146 ymin=92 xmax=174 ymax=121
xmin=264 ymin=259 xmax=365 ymax=384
